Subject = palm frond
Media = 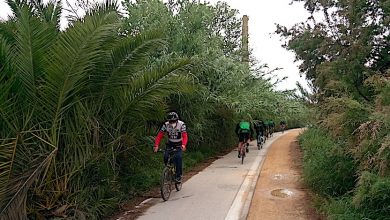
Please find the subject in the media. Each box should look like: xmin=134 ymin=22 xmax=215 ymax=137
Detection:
xmin=31 ymin=0 xmax=62 ymax=30
xmin=112 ymin=58 xmax=194 ymax=123
xmin=0 ymin=22 xmax=16 ymax=50
xmin=6 ymin=0 xmax=32 ymax=19
xmin=93 ymin=32 xmax=168 ymax=112
xmin=107 ymin=32 xmax=166 ymax=84
xmin=86 ymin=0 xmax=119 ymax=16
xmin=0 ymin=76 xmax=17 ymax=136
xmin=39 ymin=8 xmax=121 ymax=136
xmin=0 ymin=145 xmax=57 ymax=220
xmin=8 ymin=3 xmax=59 ymax=109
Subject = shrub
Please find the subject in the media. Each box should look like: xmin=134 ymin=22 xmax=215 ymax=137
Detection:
xmin=352 ymin=172 xmax=390 ymax=219
xmin=322 ymin=197 xmax=364 ymax=220
xmin=299 ymin=128 xmax=357 ymax=197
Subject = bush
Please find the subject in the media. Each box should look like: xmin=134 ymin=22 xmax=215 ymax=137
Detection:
xmin=299 ymin=128 xmax=357 ymax=197
xmin=321 ymin=197 xmax=364 ymax=220
xmin=319 ymin=172 xmax=390 ymax=220
xmin=319 ymin=97 xmax=369 ymax=137
xmin=352 ymin=172 xmax=390 ymax=219
xmin=379 ymin=84 xmax=390 ymax=106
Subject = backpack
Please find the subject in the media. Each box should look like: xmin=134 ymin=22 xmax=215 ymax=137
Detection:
xmin=254 ymin=120 xmax=263 ymax=130
xmin=239 ymin=121 xmax=250 ymax=133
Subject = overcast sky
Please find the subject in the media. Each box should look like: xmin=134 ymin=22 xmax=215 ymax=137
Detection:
xmin=207 ymin=0 xmax=311 ymax=91
xmin=0 ymin=0 xmax=311 ymax=91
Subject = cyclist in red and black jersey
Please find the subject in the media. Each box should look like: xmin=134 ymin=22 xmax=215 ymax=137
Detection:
xmin=154 ymin=112 xmax=188 ymax=183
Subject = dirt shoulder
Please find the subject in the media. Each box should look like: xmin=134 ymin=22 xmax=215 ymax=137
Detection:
xmin=247 ymin=130 xmax=323 ymax=220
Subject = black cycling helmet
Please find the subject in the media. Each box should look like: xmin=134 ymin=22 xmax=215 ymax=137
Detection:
xmin=167 ymin=112 xmax=179 ymax=121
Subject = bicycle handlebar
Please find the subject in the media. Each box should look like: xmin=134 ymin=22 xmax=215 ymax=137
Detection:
xmin=157 ymin=148 xmax=180 ymax=153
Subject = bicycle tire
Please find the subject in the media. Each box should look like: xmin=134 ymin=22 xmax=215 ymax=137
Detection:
xmin=241 ymin=148 xmax=245 ymax=164
xmin=160 ymin=167 xmax=172 ymax=201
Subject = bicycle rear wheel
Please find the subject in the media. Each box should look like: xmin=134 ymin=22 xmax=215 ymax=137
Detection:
xmin=261 ymin=137 xmax=264 ymax=149
xmin=241 ymin=147 xmax=245 ymax=164
xmin=160 ymin=167 xmax=172 ymax=201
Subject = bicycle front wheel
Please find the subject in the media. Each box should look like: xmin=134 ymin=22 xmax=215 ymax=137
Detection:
xmin=241 ymin=148 xmax=245 ymax=164
xmin=160 ymin=167 xmax=172 ymax=201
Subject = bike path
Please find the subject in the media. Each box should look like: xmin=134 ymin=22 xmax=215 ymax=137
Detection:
xmin=137 ymin=131 xmax=289 ymax=220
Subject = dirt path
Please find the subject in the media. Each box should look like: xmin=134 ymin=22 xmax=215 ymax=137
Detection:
xmin=247 ymin=130 xmax=322 ymax=220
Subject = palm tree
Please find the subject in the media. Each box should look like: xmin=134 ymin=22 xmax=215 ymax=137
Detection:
xmin=0 ymin=0 xmax=192 ymax=219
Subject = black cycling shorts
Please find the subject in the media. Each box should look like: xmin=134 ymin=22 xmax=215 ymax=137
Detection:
xmin=238 ymin=132 xmax=250 ymax=142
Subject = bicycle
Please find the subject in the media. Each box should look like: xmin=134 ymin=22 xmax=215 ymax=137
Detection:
xmin=257 ymin=133 xmax=264 ymax=150
xmin=238 ymin=138 xmax=249 ymax=164
xmin=264 ymin=128 xmax=269 ymax=140
xmin=159 ymin=148 xmax=182 ymax=201
xmin=280 ymin=124 xmax=286 ymax=133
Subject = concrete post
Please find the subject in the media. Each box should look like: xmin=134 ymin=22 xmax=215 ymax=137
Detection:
xmin=242 ymin=15 xmax=249 ymax=64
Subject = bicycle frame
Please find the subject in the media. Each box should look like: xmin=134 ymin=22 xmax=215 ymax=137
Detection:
xmin=161 ymin=148 xmax=178 ymax=175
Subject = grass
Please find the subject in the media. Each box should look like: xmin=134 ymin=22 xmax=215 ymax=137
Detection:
xmin=299 ymin=128 xmax=390 ymax=220
xmin=298 ymin=128 xmax=357 ymax=197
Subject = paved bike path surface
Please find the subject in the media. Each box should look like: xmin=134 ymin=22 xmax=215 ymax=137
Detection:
xmin=137 ymin=131 xmax=289 ymax=220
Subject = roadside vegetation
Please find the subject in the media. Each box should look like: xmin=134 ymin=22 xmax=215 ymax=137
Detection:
xmin=280 ymin=0 xmax=390 ymax=219
xmin=0 ymin=0 xmax=307 ymax=219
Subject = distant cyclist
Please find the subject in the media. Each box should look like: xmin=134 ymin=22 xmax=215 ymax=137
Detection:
xmin=235 ymin=120 xmax=254 ymax=158
xmin=253 ymin=119 xmax=265 ymax=145
xmin=269 ymin=120 xmax=275 ymax=136
xmin=263 ymin=120 xmax=270 ymax=139
xmin=154 ymin=112 xmax=188 ymax=183
xmin=280 ymin=120 xmax=287 ymax=133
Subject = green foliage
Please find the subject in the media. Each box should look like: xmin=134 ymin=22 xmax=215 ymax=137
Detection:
xmin=379 ymin=84 xmax=390 ymax=106
xmin=0 ymin=0 xmax=309 ymax=219
xmin=299 ymin=128 xmax=357 ymax=197
xmin=277 ymin=0 xmax=388 ymax=102
xmin=321 ymin=197 xmax=364 ymax=220
xmin=0 ymin=0 xmax=192 ymax=218
xmin=318 ymin=172 xmax=390 ymax=220
xmin=280 ymin=0 xmax=390 ymax=218
xmin=319 ymin=97 xmax=369 ymax=137
xmin=353 ymin=172 xmax=390 ymax=219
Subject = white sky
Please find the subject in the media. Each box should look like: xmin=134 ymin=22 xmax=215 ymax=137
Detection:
xmin=0 ymin=0 xmax=311 ymax=91
xmin=207 ymin=0 xmax=311 ymax=91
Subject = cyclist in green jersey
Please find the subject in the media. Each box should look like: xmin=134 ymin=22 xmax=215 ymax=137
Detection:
xmin=269 ymin=120 xmax=275 ymax=136
xmin=235 ymin=120 xmax=254 ymax=158
xmin=263 ymin=120 xmax=270 ymax=139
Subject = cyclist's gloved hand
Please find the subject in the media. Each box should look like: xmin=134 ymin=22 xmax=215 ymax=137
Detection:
xmin=153 ymin=145 xmax=159 ymax=153
xmin=181 ymin=145 xmax=186 ymax=152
